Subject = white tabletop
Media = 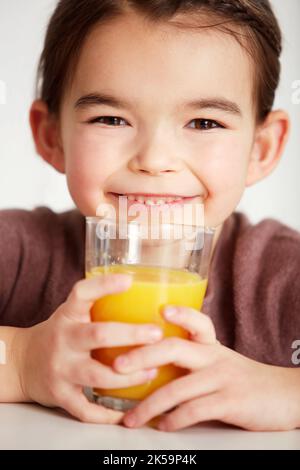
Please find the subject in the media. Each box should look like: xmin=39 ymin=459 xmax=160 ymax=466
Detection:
xmin=0 ymin=403 xmax=300 ymax=450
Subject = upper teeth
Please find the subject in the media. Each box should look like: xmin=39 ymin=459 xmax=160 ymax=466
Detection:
xmin=123 ymin=195 xmax=183 ymax=205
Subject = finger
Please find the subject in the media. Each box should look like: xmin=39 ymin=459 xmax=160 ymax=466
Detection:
xmin=66 ymin=358 xmax=158 ymax=389
xmin=163 ymin=306 xmax=216 ymax=344
xmin=114 ymin=338 xmax=218 ymax=373
xmin=68 ymin=322 xmax=163 ymax=350
xmin=157 ymin=392 xmax=225 ymax=432
xmin=62 ymin=274 xmax=132 ymax=321
xmin=123 ymin=367 xmax=219 ymax=428
xmin=59 ymin=386 xmax=125 ymax=424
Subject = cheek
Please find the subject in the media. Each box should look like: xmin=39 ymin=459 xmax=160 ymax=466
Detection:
xmin=63 ymin=127 xmax=122 ymax=215
xmin=190 ymin=134 xmax=251 ymax=226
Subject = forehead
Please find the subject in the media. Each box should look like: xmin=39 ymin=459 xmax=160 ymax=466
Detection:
xmin=67 ymin=12 xmax=254 ymax=115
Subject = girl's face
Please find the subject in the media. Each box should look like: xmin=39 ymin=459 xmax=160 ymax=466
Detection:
xmin=59 ymin=12 xmax=257 ymax=227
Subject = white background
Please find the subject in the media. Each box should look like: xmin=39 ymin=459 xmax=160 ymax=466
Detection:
xmin=0 ymin=0 xmax=299 ymax=228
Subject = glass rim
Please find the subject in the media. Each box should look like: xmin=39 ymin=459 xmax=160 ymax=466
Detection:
xmin=85 ymin=216 xmax=217 ymax=234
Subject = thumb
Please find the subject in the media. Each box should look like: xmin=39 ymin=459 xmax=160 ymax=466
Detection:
xmin=61 ymin=274 xmax=132 ymax=322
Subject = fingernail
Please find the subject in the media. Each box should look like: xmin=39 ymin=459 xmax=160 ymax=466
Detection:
xmin=164 ymin=307 xmax=177 ymax=319
xmin=115 ymin=275 xmax=132 ymax=287
xmin=124 ymin=413 xmax=137 ymax=428
xmin=146 ymin=368 xmax=158 ymax=380
xmin=147 ymin=328 xmax=163 ymax=341
xmin=158 ymin=421 xmax=167 ymax=431
xmin=115 ymin=355 xmax=129 ymax=369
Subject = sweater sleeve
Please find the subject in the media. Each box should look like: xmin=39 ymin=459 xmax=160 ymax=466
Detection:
xmin=0 ymin=207 xmax=85 ymax=327
xmin=233 ymin=217 xmax=300 ymax=367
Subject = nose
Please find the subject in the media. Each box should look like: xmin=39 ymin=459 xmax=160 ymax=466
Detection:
xmin=128 ymin=133 xmax=183 ymax=176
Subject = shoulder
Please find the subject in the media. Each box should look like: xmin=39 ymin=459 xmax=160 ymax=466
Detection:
xmin=0 ymin=207 xmax=55 ymax=263
xmin=234 ymin=211 xmax=300 ymax=251
xmin=0 ymin=206 xmax=85 ymax=326
xmin=0 ymin=205 xmax=83 ymax=232
xmin=0 ymin=206 xmax=84 ymax=246
xmin=229 ymin=212 xmax=300 ymax=365
xmin=231 ymin=212 xmax=300 ymax=277
xmin=0 ymin=205 xmax=85 ymax=268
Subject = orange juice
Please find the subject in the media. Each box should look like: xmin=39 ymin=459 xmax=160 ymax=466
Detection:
xmin=87 ymin=264 xmax=207 ymax=401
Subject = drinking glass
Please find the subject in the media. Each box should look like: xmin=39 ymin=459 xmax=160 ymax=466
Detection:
xmin=86 ymin=217 xmax=216 ymax=411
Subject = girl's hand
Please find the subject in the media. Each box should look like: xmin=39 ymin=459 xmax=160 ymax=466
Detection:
xmin=16 ymin=275 xmax=163 ymax=424
xmin=115 ymin=306 xmax=300 ymax=432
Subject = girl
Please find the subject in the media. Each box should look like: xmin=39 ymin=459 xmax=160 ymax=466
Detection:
xmin=0 ymin=0 xmax=299 ymax=432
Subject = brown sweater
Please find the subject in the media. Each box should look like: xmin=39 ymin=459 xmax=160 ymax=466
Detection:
xmin=0 ymin=207 xmax=299 ymax=367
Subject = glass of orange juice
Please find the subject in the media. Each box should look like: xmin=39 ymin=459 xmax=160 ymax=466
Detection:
xmin=86 ymin=217 xmax=216 ymax=411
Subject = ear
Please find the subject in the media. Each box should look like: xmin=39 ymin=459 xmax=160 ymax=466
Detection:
xmin=246 ymin=110 xmax=290 ymax=187
xmin=29 ymin=100 xmax=65 ymax=174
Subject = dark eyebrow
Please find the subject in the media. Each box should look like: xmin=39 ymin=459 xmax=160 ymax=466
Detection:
xmin=74 ymin=93 xmax=133 ymax=110
xmin=74 ymin=92 xmax=242 ymax=117
xmin=184 ymin=98 xmax=242 ymax=116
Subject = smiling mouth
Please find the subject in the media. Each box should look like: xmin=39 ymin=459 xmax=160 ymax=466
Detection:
xmin=108 ymin=192 xmax=201 ymax=206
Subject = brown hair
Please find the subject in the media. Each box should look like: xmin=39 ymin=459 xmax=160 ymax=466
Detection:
xmin=36 ymin=0 xmax=282 ymax=122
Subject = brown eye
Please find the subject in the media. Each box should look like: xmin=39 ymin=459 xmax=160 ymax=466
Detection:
xmin=188 ymin=119 xmax=223 ymax=130
xmin=89 ymin=116 xmax=127 ymax=126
